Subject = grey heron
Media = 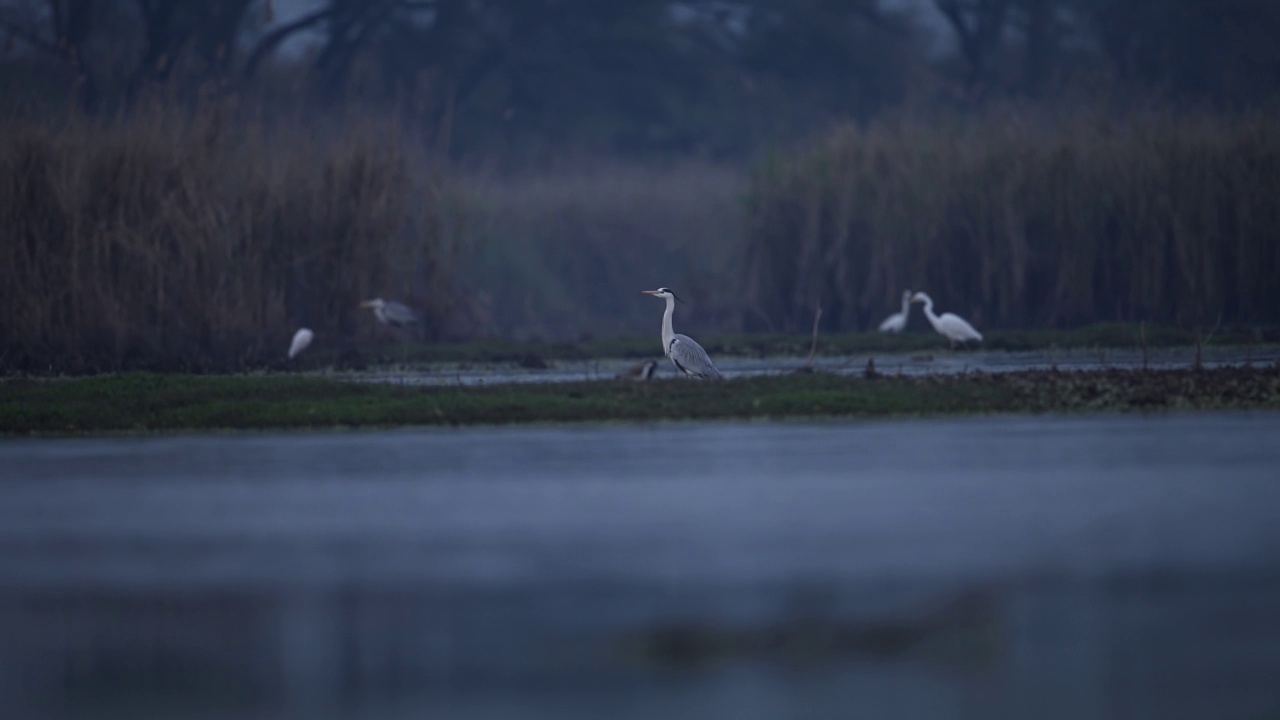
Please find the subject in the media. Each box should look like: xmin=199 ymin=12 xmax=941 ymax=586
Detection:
xmin=910 ymin=292 xmax=983 ymax=348
xmin=288 ymin=327 xmax=314 ymax=359
xmin=359 ymin=297 xmax=422 ymax=372
xmin=877 ymin=290 xmax=913 ymax=333
xmin=359 ymin=298 xmax=421 ymax=328
xmin=642 ymin=288 xmax=722 ymax=379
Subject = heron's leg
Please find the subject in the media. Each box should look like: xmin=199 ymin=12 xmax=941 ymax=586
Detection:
xmin=399 ymin=334 xmax=411 ymax=383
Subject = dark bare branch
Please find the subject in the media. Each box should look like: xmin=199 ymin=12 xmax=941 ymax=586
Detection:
xmin=0 ymin=16 xmax=57 ymax=54
xmin=242 ymin=5 xmax=337 ymax=80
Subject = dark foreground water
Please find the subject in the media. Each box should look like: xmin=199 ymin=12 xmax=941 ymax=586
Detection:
xmin=1 ymin=413 xmax=1279 ymax=719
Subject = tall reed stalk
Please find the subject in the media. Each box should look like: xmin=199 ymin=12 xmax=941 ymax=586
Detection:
xmin=0 ymin=102 xmax=467 ymax=372
xmin=743 ymin=108 xmax=1280 ymax=333
xmin=463 ymin=161 xmax=743 ymax=341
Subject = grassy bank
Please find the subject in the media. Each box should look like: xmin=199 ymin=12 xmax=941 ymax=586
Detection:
xmin=745 ymin=108 xmax=1280 ymax=334
xmin=3 ymin=365 xmax=1277 ymax=435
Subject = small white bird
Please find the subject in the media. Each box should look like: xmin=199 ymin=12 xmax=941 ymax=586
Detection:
xmin=910 ymin=292 xmax=983 ymax=348
xmin=877 ymin=289 xmax=913 ymax=333
xmin=288 ymin=328 xmax=314 ymax=359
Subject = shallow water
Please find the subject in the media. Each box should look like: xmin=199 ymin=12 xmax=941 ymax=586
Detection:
xmin=2 ymin=413 xmax=1279 ymax=719
xmin=345 ymin=343 xmax=1280 ymax=386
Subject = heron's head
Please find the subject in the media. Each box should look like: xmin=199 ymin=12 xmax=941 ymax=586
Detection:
xmin=642 ymin=288 xmax=684 ymax=303
xmin=902 ymin=289 xmax=913 ymax=301
xmin=910 ymin=292 xmax=930 ymax=304
xmin=359 ymin=298 xmax=385 ymax=310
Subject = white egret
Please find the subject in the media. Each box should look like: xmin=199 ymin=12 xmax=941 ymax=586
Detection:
xmin=642 ymin=288 xmax=722 ymax=379
xmin=288 ymin=328 xmax=314 ymax=359
xmin=877 ymin=290 xmax=913 ymax=333
xmin=910 ymin=292 xmax=983 ymax=348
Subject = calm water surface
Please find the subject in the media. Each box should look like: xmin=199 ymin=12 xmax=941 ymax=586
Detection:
xmin=348 ymin=344 xmax=1280 ymax=385
xmin=1 ymin=413 xmax=1279 ymax=719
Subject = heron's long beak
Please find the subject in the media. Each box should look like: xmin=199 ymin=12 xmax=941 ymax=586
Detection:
xmin=909 ymin=293 xmax=923 ymax=303
xmin=359 ymin=299 xmax=375 ymax=308
xmin=642 ymin=289 xmax=685 ymax=304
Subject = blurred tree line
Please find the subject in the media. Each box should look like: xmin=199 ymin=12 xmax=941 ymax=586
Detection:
xmin=2 ymin=0 xmax=1278 ymax=164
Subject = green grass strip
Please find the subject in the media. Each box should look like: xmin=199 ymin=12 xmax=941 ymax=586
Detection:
xmin=2 ymin=365 xmax=1278 ymax=436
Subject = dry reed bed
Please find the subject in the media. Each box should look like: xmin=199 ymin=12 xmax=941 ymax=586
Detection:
xmin=743 ymin=109 xmax=1280 ymax=334
xmin=463 ymin=162 xmax=744 ymax=341
xmin=0 ymin=105 xmax=463 ymax=373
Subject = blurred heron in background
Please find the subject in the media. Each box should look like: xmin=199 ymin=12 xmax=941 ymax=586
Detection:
xmin=360 ymin=298 xmax=421 ymax=329
xmin=360 ymin=298 xmax=423 ymax=372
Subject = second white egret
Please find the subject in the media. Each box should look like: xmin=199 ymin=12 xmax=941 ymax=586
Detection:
xmin=910 ymin=292 xmax=983 ymax=348
xmin=877 ymin=290 xmax=913 ymax=333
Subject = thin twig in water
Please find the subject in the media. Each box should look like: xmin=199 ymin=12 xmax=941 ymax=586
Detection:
xmin=1194 ymin=311 xmax=1223 ymax=372
xmin=1139 ymin=321 xmax=1148 ymax=372
xmin=1204 ymin=311 xmax=1224 ymax=345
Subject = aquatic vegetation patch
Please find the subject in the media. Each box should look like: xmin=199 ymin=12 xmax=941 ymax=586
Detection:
xmin=2 ymin=365 xmax=1277 ymax=435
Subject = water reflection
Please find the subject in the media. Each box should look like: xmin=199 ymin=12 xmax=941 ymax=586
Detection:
xmin=5 ymin=573 xmax=1279 ymax=720
xmin=2 ymin=414 xmax=1279 ymax=719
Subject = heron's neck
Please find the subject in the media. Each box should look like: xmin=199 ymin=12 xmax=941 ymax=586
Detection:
xmin=921 ymin=299 xmax=941 ymax=329
xmin=661 ymin=296 xmax=675 ymax=353
xmin=900 ymin=295 xmax=911 ymax=314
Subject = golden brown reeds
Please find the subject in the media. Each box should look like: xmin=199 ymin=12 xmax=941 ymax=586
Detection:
xmin=743 ymin=107 xmax=1280 ymax=333
xmin=0 ymin=101 xmax=466 ymax=372
xmin=463 ymin=161 xmax=744 ymax=341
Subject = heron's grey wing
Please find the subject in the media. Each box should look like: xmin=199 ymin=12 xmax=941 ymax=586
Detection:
xmin=384 ymin=301 xmax=420 ymax=326
xmin=669 ymin=334 xmax=722 ymax=379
